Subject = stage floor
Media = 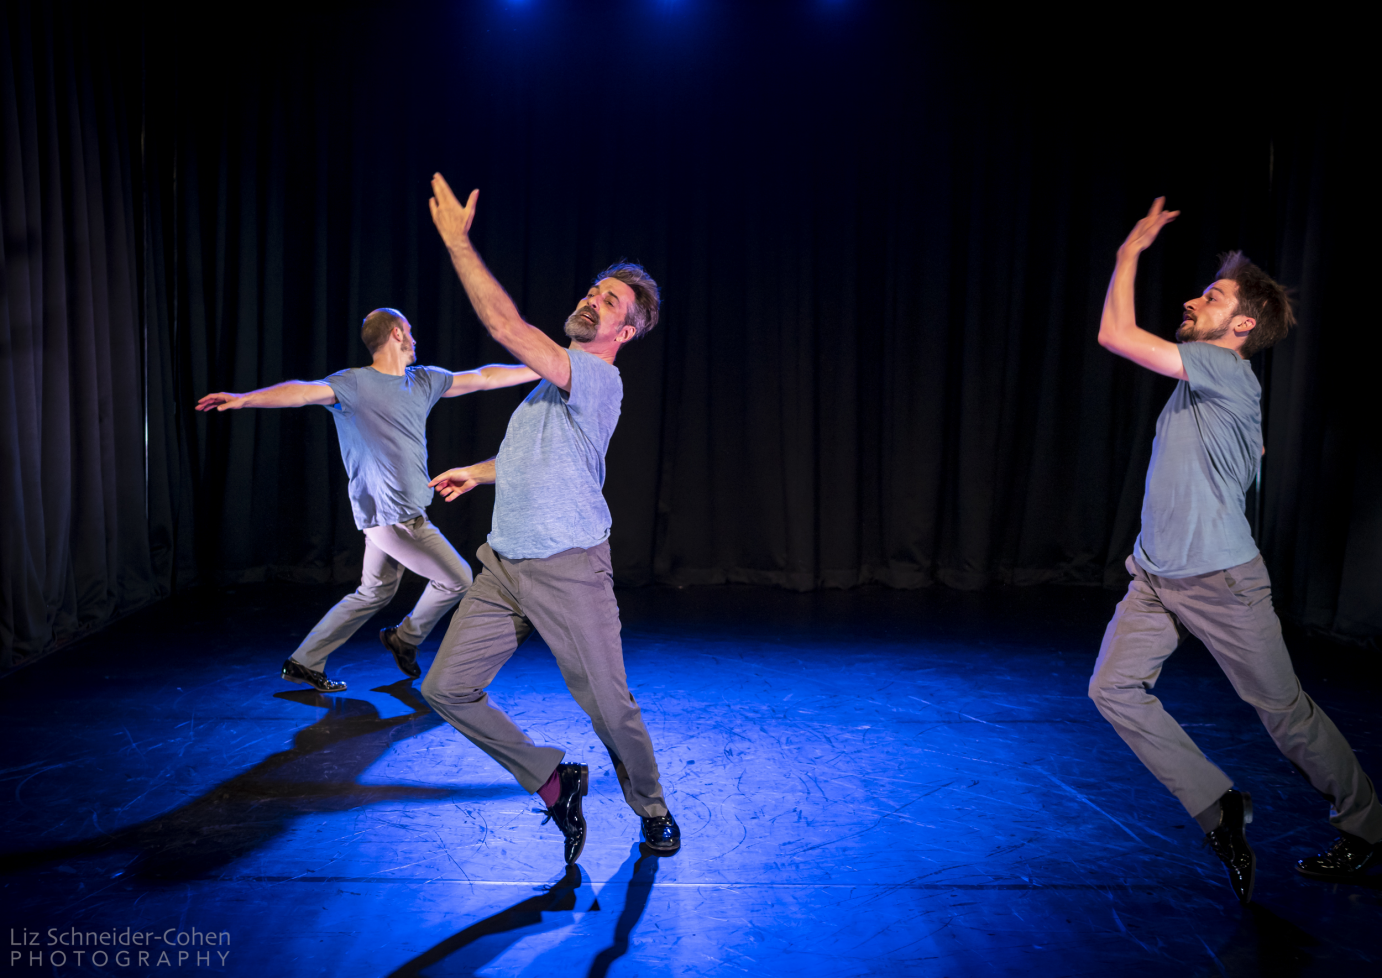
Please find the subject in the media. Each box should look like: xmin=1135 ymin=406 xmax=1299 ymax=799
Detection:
xmin=2 ymin=580 xmax=1379 ymax=977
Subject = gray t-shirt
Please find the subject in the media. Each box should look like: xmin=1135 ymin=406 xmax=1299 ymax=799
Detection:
xmin=489 ymin=348 xmax=623 ymax=559
xmin=323 ymin=365 xmax=453 ymax=530
xmin=1133 ymin=342 xmax=1261 ymax=578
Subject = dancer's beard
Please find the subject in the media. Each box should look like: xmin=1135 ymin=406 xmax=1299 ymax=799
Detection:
xmin=564 ymin=308 xmax=599 ymax=342
xmin=1176 ymin=314 xmax=1232 ymax=343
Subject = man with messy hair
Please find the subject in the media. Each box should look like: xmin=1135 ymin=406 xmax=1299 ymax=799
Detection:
xmin=1088 ymin=198 xmax=1381 ymax=904
xmin=420 ymin=173 xmax=680 ymax=864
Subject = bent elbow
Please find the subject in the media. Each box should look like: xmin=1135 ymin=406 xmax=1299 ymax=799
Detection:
xmin=1097 ymin=329 xmax=1126 ymax=354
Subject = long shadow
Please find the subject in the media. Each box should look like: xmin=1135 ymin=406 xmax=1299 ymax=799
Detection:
xmin=384 ymin=864 xmax=586 ymax=977
xmin=0 ymin=681 xmax=510 ymax=881
xmin=586 ymin=845 xmax=661 ymax=978
xmin=384 ymin=844 xmax=663 ymax=977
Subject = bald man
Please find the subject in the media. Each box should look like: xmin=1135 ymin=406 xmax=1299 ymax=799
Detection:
xmin=197 ymin=308 xmax=536 ymax=691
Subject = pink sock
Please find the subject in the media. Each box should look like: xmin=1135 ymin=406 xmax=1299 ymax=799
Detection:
xmin=537 ymin=768 xmax=561 ymax=808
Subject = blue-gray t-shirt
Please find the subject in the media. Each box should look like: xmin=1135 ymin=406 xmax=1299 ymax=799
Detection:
xmin=323 ymin=365 xmax=453 ymax=530
xmin=489 ymin=348 xmax=623 ymax=559
xmin=1133 ymin=342 xmax=1261 ymax=579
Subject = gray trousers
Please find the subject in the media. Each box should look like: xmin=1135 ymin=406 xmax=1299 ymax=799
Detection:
xmin=1089 ymin=553 xmax=1382 ymax=842
xmin=421 ymin=541 xmax=668 ymax=818
xmin=290 ymin=515 xmax=472 ymax=673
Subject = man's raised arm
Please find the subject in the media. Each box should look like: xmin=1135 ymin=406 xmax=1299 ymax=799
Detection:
xmin=1098 ymin=197 xmax=1188 ymax=381
xmin=196 ymin=381 xmax=336 ymax=412
xmin=442 ymin=363 xmax=540 ymax=398
xmin=428 ymin=173 xmax=574 ymax=391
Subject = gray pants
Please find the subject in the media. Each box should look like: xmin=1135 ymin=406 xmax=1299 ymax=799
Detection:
xmin=421 ymin=541 xmax=668 ymax=818
xmin=290 ymin=515 xmax=472 ymax=673
xmin=1089 ymin=553 xmax=1382 ymax=842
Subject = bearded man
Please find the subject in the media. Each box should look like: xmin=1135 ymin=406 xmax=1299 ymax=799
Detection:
xmin=1088 ymin=198 xmax=1382 ymax=904
xmin=420 ymin=174 xmax=680 ymax=864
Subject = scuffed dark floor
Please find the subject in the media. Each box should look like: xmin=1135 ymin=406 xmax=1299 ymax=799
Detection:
xmin=2 ymin=579 xmax=1379 ymax=976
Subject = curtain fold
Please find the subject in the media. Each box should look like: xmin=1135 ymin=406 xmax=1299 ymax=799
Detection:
xmin=1260 ymin=108 xmax=1381 ymax=637
xmin=2 ymin=2 xmax=154 ymax=665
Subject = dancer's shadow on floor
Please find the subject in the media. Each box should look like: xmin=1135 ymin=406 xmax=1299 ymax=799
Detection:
xmin=385 ymin=843 xmax=662 ymax=977
xmin=0 ymin=681 xmax=515 ymax=881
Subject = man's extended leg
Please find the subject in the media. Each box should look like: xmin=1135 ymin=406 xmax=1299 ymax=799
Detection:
xmin=420 ymin=546 xmax=563 ymax=792
xmin=290 ymin=539 xmax=404 ymax=673
xmin=1088 ymin=556 xmax=1235 ymax=821
xmin=365 ymin=515 xmax=473 ymax=646
xmin=1091 ymin=557 xmax=1257 ymax=902
xmin=1161 ymin=555 xmax=1382 ymax=844
xmin=518 ymin=542 xmax=669 ymax=819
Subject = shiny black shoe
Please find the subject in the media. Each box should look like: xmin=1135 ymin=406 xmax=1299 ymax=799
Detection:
xmin=281 ymin=658 xmax=347 ymax=693
xmin=1295 ymin=832 xmax=1380 ymax=881
xmin=1204 ymin=788 xmax=1255 ymax=904
xmin=379 ymin=627 xmax=421 ymax=679
xmin=641 ymin=813 xmax=681 ymax=854
xmin=540 ymin=763 xmax=589 ymax=865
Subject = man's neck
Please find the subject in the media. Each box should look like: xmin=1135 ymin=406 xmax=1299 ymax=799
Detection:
xmin=370 ymin=350 xmax=410 ymax=376
xmin=569 ymin=340 xmax=619 ymax=366
xmin=1203 ymin=336 xmax=1248 ymax=360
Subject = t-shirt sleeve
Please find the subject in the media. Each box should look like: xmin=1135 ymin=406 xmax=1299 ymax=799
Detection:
xmin=565 ymin=349 xmax=623 ymax=438
xmin=420 ymin=365 xmax=454 ymax=408
xmin=324 ymin=368 xmax=357 ymax=417
xmin=1181 ymin=342 xmax=1254 ymax=404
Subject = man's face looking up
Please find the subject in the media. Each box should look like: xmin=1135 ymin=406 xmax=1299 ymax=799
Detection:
xmin=565 ymin=277 xmax=638 ymax=344
xmin=1177 ymin=279 xmax=1242 ymax=344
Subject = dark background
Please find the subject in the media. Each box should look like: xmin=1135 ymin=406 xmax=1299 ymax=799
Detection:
xmin=3 ymin=0 xmax=1376 ymax=666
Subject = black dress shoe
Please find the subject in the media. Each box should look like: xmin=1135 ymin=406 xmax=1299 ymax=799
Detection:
xmin=641 ymin=813 xmax=681 ymax=854
xmin=1296 ymin=832 xmax=1380 ymax=881
xmin=281 ymin=658 xmax=347 ymax=693
xmin=1204 ymin=788 xmax=1255 ymax=904
xmin=379 ymin=627 xmax=421 ymax=679
xmin=539 ymin=763 xmax=589 ymax=865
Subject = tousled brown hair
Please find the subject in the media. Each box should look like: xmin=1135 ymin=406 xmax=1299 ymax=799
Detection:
xmin=361 ymin=308 xmax=407 ymax=354
xmin=1215 ymin=252 xmax=1296 ymax=359
xmin=595 ymin=262 xmax=660 ymax=340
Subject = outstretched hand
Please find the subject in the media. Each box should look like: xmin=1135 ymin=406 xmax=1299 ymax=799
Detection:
xmin=429 ymin=466 xmax=486 ymax=502
xmin=196 ymin=392 xmax=248 ymax=412
xmin=1118 ymin=197 xmax=1180 ymax=258
xmin=429 ymin=173 xmax=478 ymax=249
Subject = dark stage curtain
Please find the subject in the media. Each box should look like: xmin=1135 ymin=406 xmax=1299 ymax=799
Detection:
xmin=0 ymin=3 xmax=157 ymax=666
xmin=1262 ymin=118 xmax=1381 ymax=637
xmin=2 ymin=1 xmax=1376 ymax=666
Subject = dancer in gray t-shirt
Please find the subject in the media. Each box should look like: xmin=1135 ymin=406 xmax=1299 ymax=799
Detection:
xmin=196 ymin=308 xmax=537 ymax=692
xmin=420 ymin=173 xmax=681 ymax=864
xmin=1089 ymin=199 xmax=1381 ymax=903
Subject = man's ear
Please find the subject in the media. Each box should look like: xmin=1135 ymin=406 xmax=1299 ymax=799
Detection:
xmin=1234 ymin=316 xmax=1257 ymax=334
xmin=617 ymin=324 xmax=637 ymax=344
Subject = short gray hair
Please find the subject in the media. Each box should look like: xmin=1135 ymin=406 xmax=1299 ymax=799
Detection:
xmin=595 ymin=262 xmax=661 ymax=339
